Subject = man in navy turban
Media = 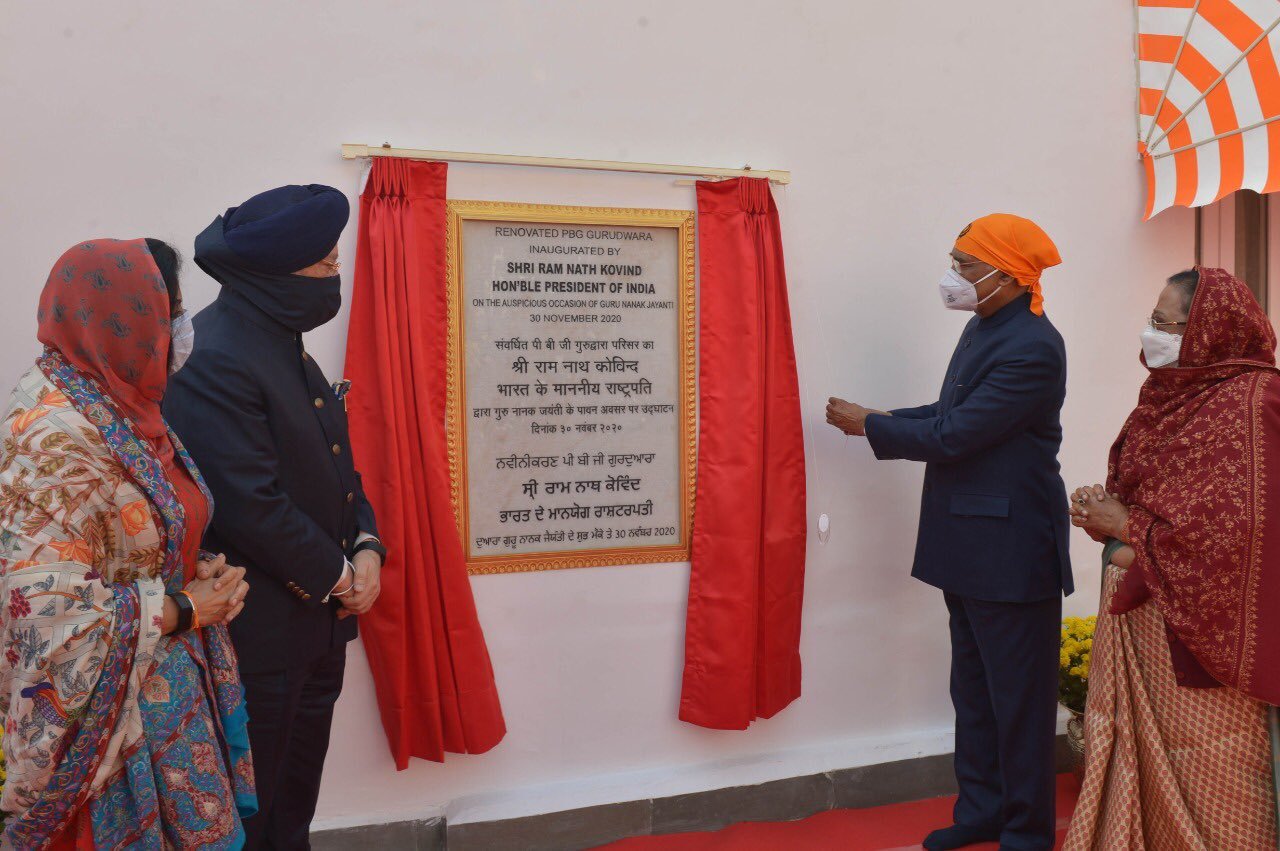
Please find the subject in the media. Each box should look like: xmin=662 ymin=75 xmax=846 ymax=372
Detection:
xmin=165 ymin=184 xmax=386 ymax=849
xmin=222 ymin=184 xmax=351 ymax=273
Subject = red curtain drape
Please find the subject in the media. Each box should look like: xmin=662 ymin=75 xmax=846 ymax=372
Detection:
xmin=344 ymin=158 xmax=505 ymax=767
xmin=680 ymin=177 xmax=807 ymax=729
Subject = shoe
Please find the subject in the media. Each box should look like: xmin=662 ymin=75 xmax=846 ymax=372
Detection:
xmin=922 ymin=822 xmax=1003 ymax=850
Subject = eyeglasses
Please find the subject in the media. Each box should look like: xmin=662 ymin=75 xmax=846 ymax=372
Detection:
xmin=1148 ymin=316 xmax=1187 ymax=331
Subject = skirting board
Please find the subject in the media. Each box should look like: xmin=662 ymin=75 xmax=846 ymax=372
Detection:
xmin=310 ymin=735 xmax=1075 ymax=851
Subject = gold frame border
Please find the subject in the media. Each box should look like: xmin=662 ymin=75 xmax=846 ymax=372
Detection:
xmin=445 ymin=200 xmax=697 ymax=575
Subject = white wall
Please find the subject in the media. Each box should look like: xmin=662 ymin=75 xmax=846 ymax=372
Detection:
xmin=0 ymin=0 xmax=1193 ymax=831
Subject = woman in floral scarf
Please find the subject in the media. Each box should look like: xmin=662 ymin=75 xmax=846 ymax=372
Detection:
xmin=0 ymin=238 xmax=256 ymax=848
xmin=1065 ymin=267 xmax=1278 ymax=849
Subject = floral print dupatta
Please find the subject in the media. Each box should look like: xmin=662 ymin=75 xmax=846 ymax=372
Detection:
xmin=1 ymin=239 xmax=254 ymax=849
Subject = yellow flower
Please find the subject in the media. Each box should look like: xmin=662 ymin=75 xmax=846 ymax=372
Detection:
xmin=1059 ymin=615 xmax=1098 ymax=703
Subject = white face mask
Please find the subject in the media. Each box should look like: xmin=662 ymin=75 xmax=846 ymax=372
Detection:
xmin=939 ymin=267 xmax=1002 ymax=311
xmin=169 ymin=310 xmax=195 ymax=375
xmin=1140 ymin=326 xmax=1183 ymax=368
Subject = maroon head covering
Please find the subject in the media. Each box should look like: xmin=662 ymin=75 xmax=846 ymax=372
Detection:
xmin=1109 ymin=267 xmax=1280 ymax=702
xmin=36 ymin=238 xmax=175 ymax=466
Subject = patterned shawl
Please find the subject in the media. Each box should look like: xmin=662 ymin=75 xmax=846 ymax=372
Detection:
xmin=1107 ymin=266 xmax=1280 ymax=704
xmin=3 ymin=239 xmax=254 ymax=847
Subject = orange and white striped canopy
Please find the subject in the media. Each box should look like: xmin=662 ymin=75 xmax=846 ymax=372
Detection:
xmin=1136 ymin=0 xmax=1280 ymax=219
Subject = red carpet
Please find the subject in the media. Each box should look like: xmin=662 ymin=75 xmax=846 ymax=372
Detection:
xmin=598 ymin=774 xmax=1079 ymax=851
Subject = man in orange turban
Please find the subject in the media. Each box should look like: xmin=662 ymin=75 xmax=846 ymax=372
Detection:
xmin=954 ymin=213 xmax=1061 ymax=316
xmin=827 ymin=214 xmax=1070 ymax=851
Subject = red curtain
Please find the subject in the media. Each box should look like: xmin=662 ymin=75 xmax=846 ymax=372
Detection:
xmin=680 ymin=178 xmax=808 ymax=729
xmin=344 ymin=159 xmax=505 ymax=767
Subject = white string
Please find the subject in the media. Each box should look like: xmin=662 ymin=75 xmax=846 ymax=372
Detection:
xmin=773 ymin=184 xmax=846 ymax=545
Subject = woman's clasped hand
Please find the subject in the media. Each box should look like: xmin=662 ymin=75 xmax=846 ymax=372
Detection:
xmin=186 ymin=554 xmax=250 ymax=626
xmin=1067 ymin=484 xmax=1129 ymax=540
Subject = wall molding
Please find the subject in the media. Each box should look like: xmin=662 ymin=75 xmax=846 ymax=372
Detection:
xmin=311 ymin=736 xmax=1074 ymax=850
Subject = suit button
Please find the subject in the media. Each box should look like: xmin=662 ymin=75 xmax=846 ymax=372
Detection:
xmin=303 ymin=593 xmax=312 ymax=601
xmin=347 ymin=492 xmax=355 ymax=503
xmin=314 ymin=398 xmax=325 ymax=409
xmin=341 ymin=538 xmax=348 ymax=549
xmin=332 ymin=444 xmax=341 ymax=455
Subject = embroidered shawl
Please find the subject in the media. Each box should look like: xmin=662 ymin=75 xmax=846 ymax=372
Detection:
xmin=1108 ymin=266 xmax=1280 ymax=704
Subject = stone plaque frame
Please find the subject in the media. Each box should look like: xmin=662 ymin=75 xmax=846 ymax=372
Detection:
xmin=445 ymin=200 xmax=696 ymax=575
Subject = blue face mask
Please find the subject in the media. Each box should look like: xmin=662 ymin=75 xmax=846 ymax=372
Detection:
xmin=194 ymin=218 xmax=343 ymax=333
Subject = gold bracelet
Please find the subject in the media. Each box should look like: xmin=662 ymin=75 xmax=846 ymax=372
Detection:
xmin=178 ymin=590 xmax=201 ymax=630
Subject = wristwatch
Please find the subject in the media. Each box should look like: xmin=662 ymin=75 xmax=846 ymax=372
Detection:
xmin=169 ymin=591 xmax=197 ymax=632
xmin=353 ymin=538 xmax=387 ymax=562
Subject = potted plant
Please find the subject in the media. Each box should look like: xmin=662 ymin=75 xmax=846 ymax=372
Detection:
xmin=1059 ymin=615 xmax=1096 ymax=764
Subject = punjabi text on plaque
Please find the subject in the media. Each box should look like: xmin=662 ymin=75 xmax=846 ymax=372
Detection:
xmin=454 ymin=210 xmax=692 ymax=570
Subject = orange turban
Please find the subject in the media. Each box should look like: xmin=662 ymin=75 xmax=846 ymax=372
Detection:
xmin=954 ymin=213 xmax=1061 ymax=316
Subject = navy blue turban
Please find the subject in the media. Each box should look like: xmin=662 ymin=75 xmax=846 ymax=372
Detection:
xmin=221 ymin=184 xmax=350 ymax=274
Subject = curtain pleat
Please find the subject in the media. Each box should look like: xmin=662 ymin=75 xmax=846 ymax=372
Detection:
xmin=344 ymin=158 xmax=505 ymax=767
xmin=680 ymin=177 xmax=807 ymax=729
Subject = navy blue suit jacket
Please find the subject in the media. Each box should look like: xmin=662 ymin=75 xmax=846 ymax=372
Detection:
xmin=164 ymin=289 xmax=377 ymax=672
xmin=864 ymin=295 xmax=1072 ymax=602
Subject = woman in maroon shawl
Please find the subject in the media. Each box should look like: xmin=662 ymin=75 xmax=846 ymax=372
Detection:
xmin=1064 ymin=267 xmax=1278 ymax=849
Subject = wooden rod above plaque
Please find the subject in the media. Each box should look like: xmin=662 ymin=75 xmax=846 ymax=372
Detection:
xmin=445 ymin=201 xmax=697 ymax=574
xmin=341 ymin=143 xmax=790 ymax=184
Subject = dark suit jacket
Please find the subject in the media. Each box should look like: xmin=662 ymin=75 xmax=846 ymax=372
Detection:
xmin=164 ymin=288 xmax=377 ymax=672
xmin=864 ymin=294 xmax=1072 ymax=602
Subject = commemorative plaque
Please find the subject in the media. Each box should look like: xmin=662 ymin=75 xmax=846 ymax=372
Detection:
xmin=446 ymin=201 xmax=696 ymax=573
